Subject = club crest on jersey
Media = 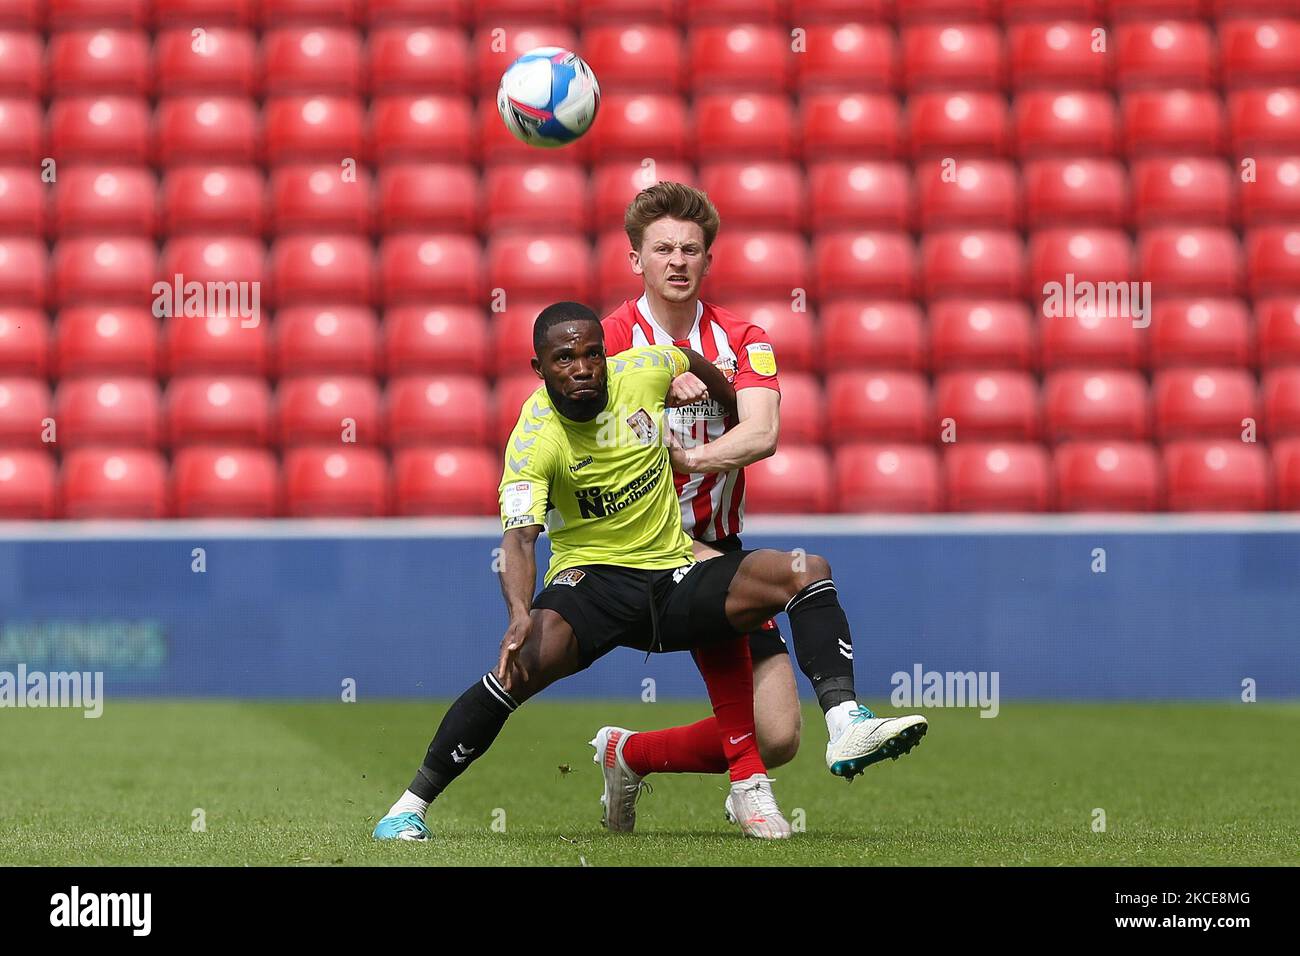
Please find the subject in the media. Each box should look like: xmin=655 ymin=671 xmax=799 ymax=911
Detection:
xmin=626 ymin=408 xmax=657 ymax=445
xmin=746 ymin=343 xmax=777 ymax=376
xmin=552 ymin=569 xmax=586 ymax=587
xmin=714 ymin=356 xmax=738 ymax=383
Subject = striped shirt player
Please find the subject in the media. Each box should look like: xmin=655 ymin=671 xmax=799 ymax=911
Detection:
xmin=602 ymin=293 xmax=780 ymax=544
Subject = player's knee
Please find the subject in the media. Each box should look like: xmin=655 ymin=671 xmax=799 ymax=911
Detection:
xmin=792 ymin=553 xmax=832 ymax=592
xmin=760 ymin=721 xmax=801 ymax=768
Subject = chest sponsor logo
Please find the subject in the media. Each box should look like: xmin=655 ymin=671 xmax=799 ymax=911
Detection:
xmin=573 ymin=460 xmax=665 ymax=518
xmin=552 ymin=569 xmax=586 ymax=587
xmin=746 ymin=342 xmax=777 ymax=376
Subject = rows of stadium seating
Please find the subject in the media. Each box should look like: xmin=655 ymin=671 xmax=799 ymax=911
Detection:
xmin=1 ymin=0 xmax=1299 ymax=516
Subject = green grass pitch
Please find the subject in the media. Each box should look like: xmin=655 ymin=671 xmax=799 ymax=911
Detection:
xmin=2 ymin=700 xmax=1297 ymax=866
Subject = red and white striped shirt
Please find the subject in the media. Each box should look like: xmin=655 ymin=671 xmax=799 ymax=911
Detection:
xmin=602 ymin=294 xmax=781 ymax=542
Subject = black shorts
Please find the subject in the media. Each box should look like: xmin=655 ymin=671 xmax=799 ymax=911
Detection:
xmin=532 ymin=552 xmax=750 ymax=668
xmin=708 ymin=534 xmax=789 ymax=661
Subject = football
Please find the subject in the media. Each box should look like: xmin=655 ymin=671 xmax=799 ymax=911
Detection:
xmin=496 ymin=47 xmax=601 ymax=148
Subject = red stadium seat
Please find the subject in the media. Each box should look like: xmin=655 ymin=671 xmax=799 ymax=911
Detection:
xmin=153 ymin=27 xmax=257 ymax=96
xmin=770 ymin=372 xmax=823 ymax=444
xmin=1239 ymin=156 xmax=1300 ymax=227
xmin=1123 ymin=89 xmax=1225 ymax=156
xmin=1029 ymin=228 xmax=1134 ymax=290
xmin=578 ymin=0 xmax=677 ymax=25
xmin=822 ymin=301 xmax=926 ymax=371
xmin=742 ymin=446 xmax=832 ymax=514
xmin=0 ymin=31 xmax=43 ymax=97
xmin=163 ymin=375 xmax=273 ymax=446
xmin=1137 ymin=228 xmax=1243 ymax=296
xmin=788 ymin=0 xmax=893 ymax=22
xmin=813 ymin=232 xmax=915 ymax=300
xmin=382 ymin=304 xmax=490 ymax=377
xmin=1263 ymin=367 xmax=1300 ymax=439
xmin=483 ymin=164 xmax=588 ymax=234
xmin=590 ymin=161 xmax=695 ymax=227
xmin=1043 ymin=370 xmax=1150 ymax=441
xmin=1109 ymin=0 xmax=1204 ymax=19
xmin=1163 ymin=441 xmax=1271 ymax=511
xmin=1014 ymin=91 xmax=1118 ymax=158
xmin=367 ymin=0 xmax=471 ymax=26
xmin=0 ymin=0 xmax=41 ymax=28
xmin=901 ymin=23 xmax=1003 ymax=92
xmin=277 ymin=375 xmax=381 ymax=447
xmin=706 ymin=232 xmax=808 ymax=301
xmin=908 ymin=91 xmax=1009 ymax=158
xmin=1153 ymin=368 xmax=1258 ymax=440
xmin=1002 ymin=0 xmax=1105 ymax=18
xmin=1149 ymin=299 xmax=1252 ymax=368
xmin=368 ymin=26 xmax=470 ymax=95
xmin=827 ymin=370 xmax=930 ymax=442
xmin=1229 ymin=88 xmax=1300 ymax=155
xmin=493 ymin=374 xmax=544 ymax=446
xmin=282 ymin=446 xmax=388 ymax=517
xmin=916 ymin=159 xmax=1019 ymax=229
xmin=794 ymin=23 xmax=895 ymax=93
xmin=61 ymin=448 xmax=167 ymax=519
xmin=595 ymin=229 xmax=640 ymax=308
xmin=53 ymin=376 xmax=161 ymax=448
xmin=51 ymin=237 xmax=156 ymax=308
xmin=260 ymin=0 xmax=360 ymax=26
xmin=265 ymin=96 xmax=365 ymax=165
xmin=834 ymin=444 xmax=941 ymax=513
xmin=1053 ymin=441 xmax=1160 ymax=511
xmin=1023 ymin=158 xmax=1128 ymax=228
xmin=0 ymin=165 xmax=45 ymax=235
xmin=572 ymin=93 xmax=686 ymax=162
xmin=808 ymin=160 xmax=911 ymax=232
xmin=47 ymin=28 xmax=150 ymax=95
xmin=0 ymin=307 xmax=48 ymax=376
xmin=154 ymin=97 xmax=259 ymax=166
xmin=393 ymin=446 xmax=498 ymax=516
xmin=1273 ymin=437 xmax=1300 ymax=509
xmin=1039 ymin=298 xmax=1147 ymax=370
xmin=377 ymin=163 xmax=478 ymax=233
xmin=379 ymin=234 xmax=483 ymax=306
xmin=935 ymin=370 xmax=1040 ymax=440
xmin=1007 ymin=21 xmax=1108 ymax=90
xmin=262 ymin=27 xmax=363 ymax=96
xmin=53 ymin=306 xmax=156 ymax=377
xmin=944 ymin=442 xmax=1050 ymax=512
xmin=471 ymin=23 xmax=578 ymax=95
xmin=800 ymin=93 xmax=903 ymax=160
xmin=48 ymin=0 xmax=147 ymax=29
xmin=1131 ymin=158 xmax=1232 ymax=227
xmin=695 ymin=94 xmax=795 ymax=160
xmin=921 ymin=230 xmax=1026 ymax=299
xmin=50 ymin=166 xmax=157 ymax=236
xmin=895 ymin=0 xmax=998 ymax=23
xmin=48 ymin=95 xmax=150 ymax=163
xmin=1246 ymin=226 xmax=1300 ymax=295
xmin=490 ymin=298 xmax=550 ymax=378
xmin=1257 ymin=297 xmax=1300 ymax=366
xmin=699 ymin=163 xmax=804 ymax=231
xmin=0 ymin=237 xmax=47 ymax=306
xmin=163 ymin=311 xmax=270 ymax=377
xmin=370 ymin=96 xmax=475 ymax=164
xmin=683 ymin=0 xmax=784 ymax=23
xmin=155 ymin=0 xmax=256 ymax=27
xmin=269 ymin=164 xmax=372 ymax=234
xmin=274 ymin=305 xmax=378 ymax=376
xmin=929 ymin=300 xmax=1034 ymax=371
xmin=1220 ymin=20 xmax=1300 ymax=89
xmin=726 ymin=301 xmax=817 ymax=373
xmin=0 ymin=449 xmax=56 ymax=518
xmin=0 ymin=99 xmax=43 ymax=164
xmin=0 ymin=377 xmax=50 ymax=447
xmin=158 ymin=237 xmax=267 ymax=309
xmin=486 ymin=234 xmax=590 ymax=303
xmin=385 ymin=375 xmax=491 ymax=447
xmin=271 ymin=234 xmax=374 ymax=304
xmin=688 ymin=25 xmax=790 ymax=94
xmin=1114 ymin=20 xmax=1214 ymax=91
xmin=171 ymin=446 xmax=278 ymax=517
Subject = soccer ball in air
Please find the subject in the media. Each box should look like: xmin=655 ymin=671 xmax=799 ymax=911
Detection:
xmin=496 ymin=47 xmax=600 ymax=148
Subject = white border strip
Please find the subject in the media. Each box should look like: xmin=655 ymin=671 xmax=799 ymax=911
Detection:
xmin=0 ymin=513 xmax=1299 ymax=541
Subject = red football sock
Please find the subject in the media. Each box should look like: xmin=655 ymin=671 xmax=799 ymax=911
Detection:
xmin=621 ymin=637 xmax=766 ymax=783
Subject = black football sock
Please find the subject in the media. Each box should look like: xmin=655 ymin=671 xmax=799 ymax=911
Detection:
xmin=408 ymin=672 xmax=518 ymax=802
xmin=785 ymin=579 xmax=858 ymax=713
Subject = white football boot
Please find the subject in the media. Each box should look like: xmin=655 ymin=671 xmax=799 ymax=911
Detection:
xmin=590 ymin=726 xmax=649 ymax=833
xmin=724 ymin=774 xmax=792 ymax=840
xmin=826 ymin=706 xmax=928 ymax=780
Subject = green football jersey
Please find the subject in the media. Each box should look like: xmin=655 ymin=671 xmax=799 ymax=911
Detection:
xmin=498 ymin=344 xmax=695 ymax=586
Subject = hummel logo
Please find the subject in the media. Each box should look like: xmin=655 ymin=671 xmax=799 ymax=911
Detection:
xmin=729 ymin=733 xmax=753 ymax=745
xmin=451 ymin=743 xmax=475 ymax=764
xmin=569 ymin=454 xmax=594 ymax=473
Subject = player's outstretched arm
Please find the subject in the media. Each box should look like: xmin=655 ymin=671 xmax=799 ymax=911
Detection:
xmin=677 ymin=347 xmax=736 ymax=413
xmin=495 ymin=524 xmax=541 ymax=682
